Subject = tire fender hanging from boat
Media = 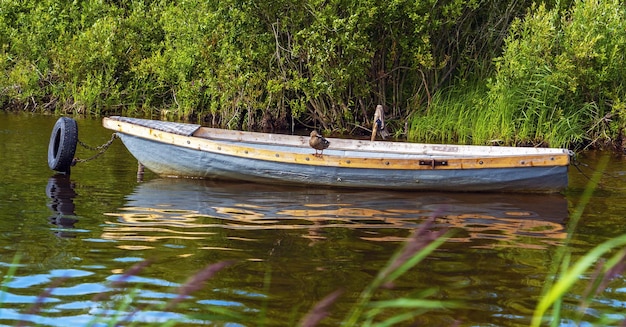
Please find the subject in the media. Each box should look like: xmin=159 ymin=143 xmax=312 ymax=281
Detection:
xmin=48 ymin=117 xmax=78 ymax=174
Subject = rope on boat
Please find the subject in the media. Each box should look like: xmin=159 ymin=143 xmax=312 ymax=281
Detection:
xmin=72 ymin=133 xmax=118 ymax=166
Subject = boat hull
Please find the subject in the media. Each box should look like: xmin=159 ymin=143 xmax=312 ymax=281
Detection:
xmin=117 ymin=133 xmax=568 ymax=192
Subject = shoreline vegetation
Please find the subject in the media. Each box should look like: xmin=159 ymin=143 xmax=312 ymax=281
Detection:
xmin=1 ymin=0 xmax=625 ymax=151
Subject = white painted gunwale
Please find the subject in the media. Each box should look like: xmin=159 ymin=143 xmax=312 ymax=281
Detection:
xmin=193 ymin=126 xmax=570 ymax=157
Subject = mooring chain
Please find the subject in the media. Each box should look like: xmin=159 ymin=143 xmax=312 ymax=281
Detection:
xmin=570 ymin=151 xmax=626 ymax=191
xmin=72 ymin=133 xmax=118 ymax=165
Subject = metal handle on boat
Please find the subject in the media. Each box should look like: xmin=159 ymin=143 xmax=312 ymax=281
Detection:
xmin=419 ymin=159 xmax=448 ymax=169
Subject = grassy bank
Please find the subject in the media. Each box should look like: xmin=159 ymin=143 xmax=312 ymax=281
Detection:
xmin=1 ymin=0 xmax=625 ymax=149
xmin=409 ymin=1 xmax=626 ymax=150
xmin=408 ymin=81 xmax=595 ymax=150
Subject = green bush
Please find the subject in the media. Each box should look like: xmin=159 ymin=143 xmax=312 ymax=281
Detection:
xmin=484 ymin=1 xmax=624 ymax=148
xmin=410 ymin=0 xmax=626 ymax=148
xmin=0 ymin=0 xmax=501 ymax=131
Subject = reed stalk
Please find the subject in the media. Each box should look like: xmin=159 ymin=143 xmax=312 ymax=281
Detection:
xmin=0 ymin=254 xmax=21 ymax=310
xmin=340 ymin=217 xmax=461 ymax=326
xmin=531 ymin=154 xmax=626 ymax=326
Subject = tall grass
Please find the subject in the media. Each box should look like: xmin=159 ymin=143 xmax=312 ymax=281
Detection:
xmin=407 ymin=79 xmax=596 ymax=148
xmin=408 ymin=82 xmax=534 ymax=146
xmin=531 ymin=154 xmax=626 ymax=326
xmin=407 ymin=83 xmax=485 ymax=145
xmin=409 ymin=0 xmax=626 ymax=149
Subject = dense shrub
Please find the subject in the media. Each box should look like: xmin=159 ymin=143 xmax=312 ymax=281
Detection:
xmin=489 ymin=0 xmax=626 ymax=148
xmin=0 ymin=0 xmax=513 ymax=130
xmin=410 ymin=0 xmax=626 ymax=149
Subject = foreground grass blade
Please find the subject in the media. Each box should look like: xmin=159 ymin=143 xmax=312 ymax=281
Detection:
xmin=0 ymin=254 xmax=21 ymax=309
xmin=532 ymin=234 xmax=626 ymax=326
xmin=532 ymin=154 xmax=617 ymax=327
xmin=343 ymin=216 xmax=452 ymax=325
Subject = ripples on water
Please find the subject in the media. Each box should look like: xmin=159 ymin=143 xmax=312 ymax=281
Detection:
xmin=102 ymin=179 xmax=568 ymax=247
xmin=1 ymin=113 xmax=625 ymax=326
xmin=25 ymin=176 xmax=571 ymax=326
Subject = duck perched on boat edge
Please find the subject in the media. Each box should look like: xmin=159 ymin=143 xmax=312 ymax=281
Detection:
xmin=309 ymin=130 xmax=330 ymax=156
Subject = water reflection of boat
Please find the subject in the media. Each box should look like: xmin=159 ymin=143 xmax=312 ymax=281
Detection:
xmin=103 ymin=178 xmax=569 ymax=248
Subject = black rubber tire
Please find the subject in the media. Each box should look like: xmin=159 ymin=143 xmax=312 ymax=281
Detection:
xmin=48 ymin=117 xmax=78 ymax=173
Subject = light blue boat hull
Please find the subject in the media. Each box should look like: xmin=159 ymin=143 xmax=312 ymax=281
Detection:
xmin=117 ymin=133 xmax=568 ymax=192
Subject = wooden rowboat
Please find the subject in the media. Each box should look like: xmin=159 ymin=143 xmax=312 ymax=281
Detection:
xmin=102 ymin=116 xmax=571 ymax=192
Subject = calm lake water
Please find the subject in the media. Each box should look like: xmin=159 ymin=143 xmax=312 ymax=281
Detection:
xmin=1 ymin=111 xmax=625 ymax=326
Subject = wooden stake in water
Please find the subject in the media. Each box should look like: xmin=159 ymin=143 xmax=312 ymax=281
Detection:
xmin=371 ymin=104 xmax=388 ymax=141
